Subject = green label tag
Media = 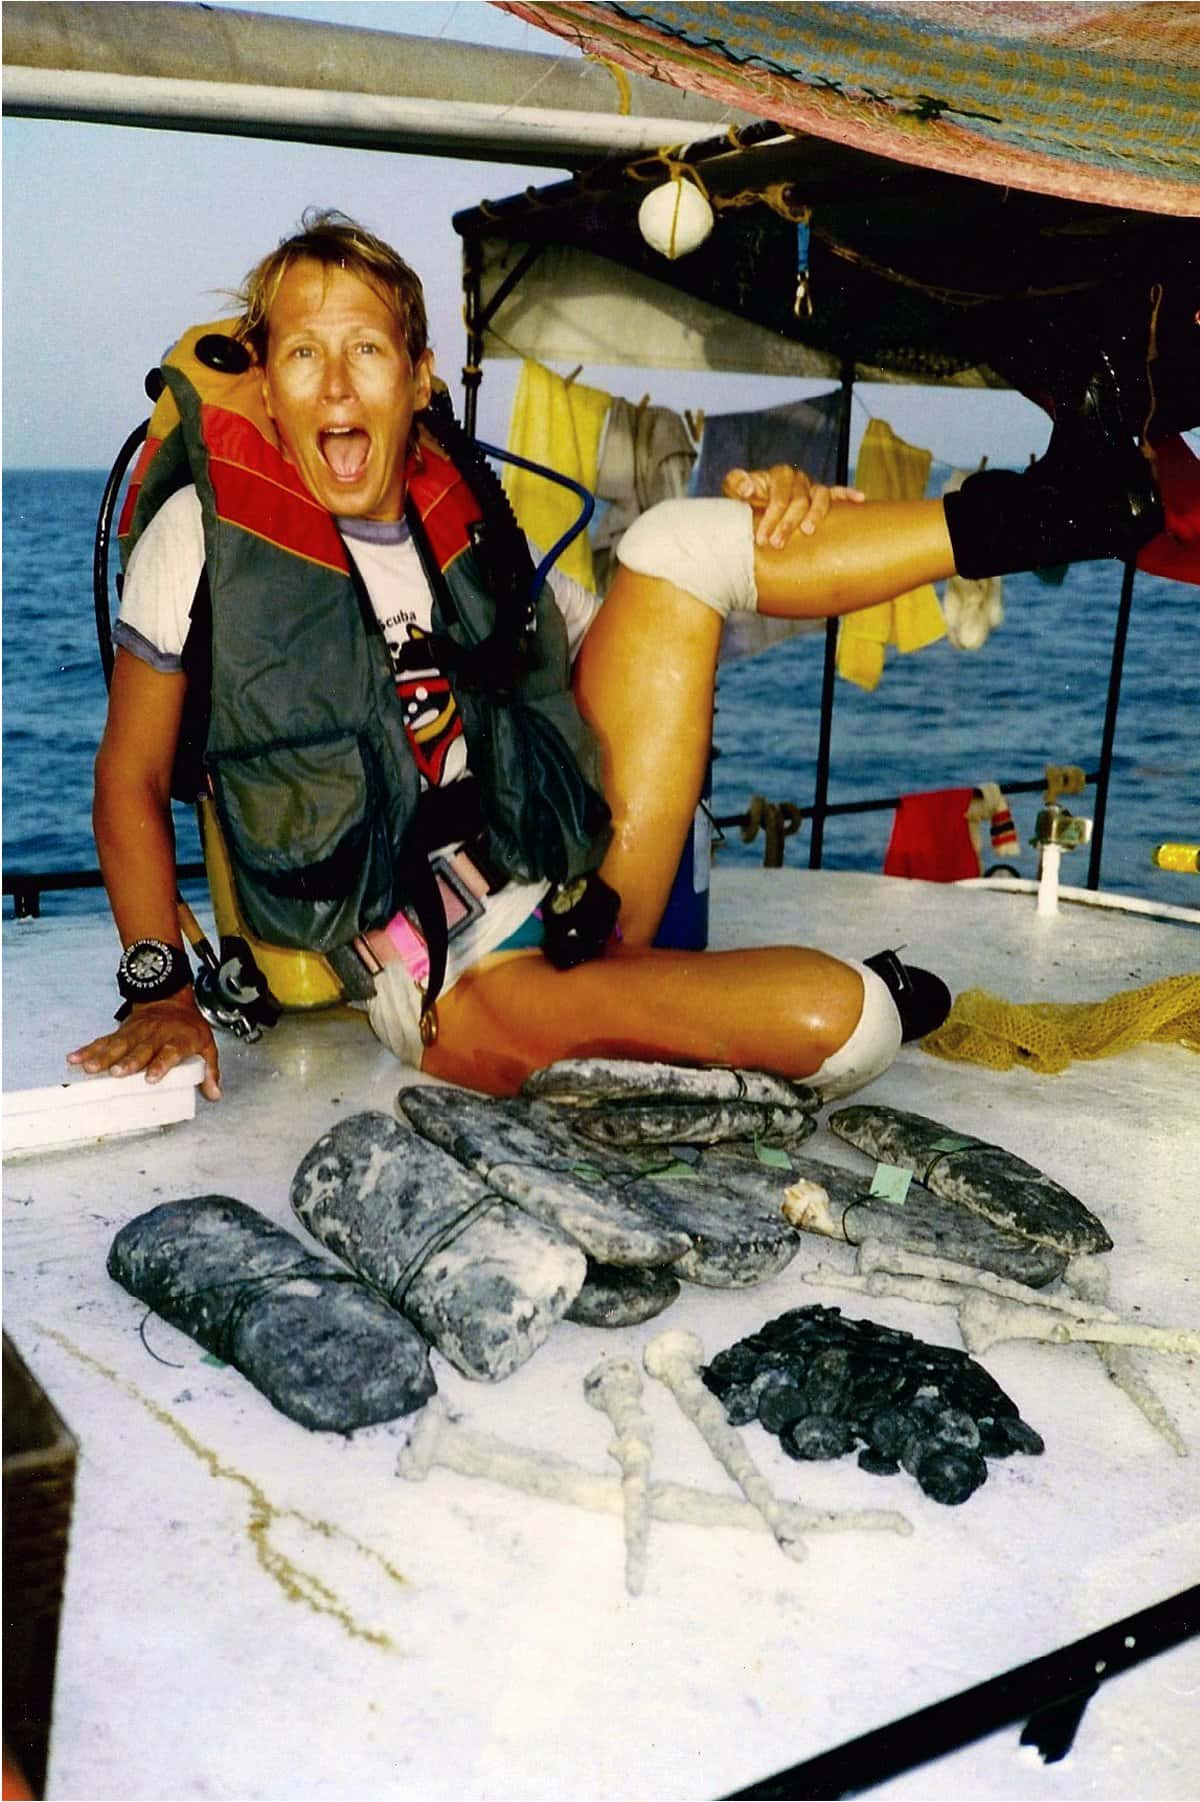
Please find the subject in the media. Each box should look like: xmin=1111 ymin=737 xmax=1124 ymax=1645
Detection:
xmin=869 ymin=1163 xmax=912 ymax=1205
xmin=201 ymin=1353 xmax=228 ymax=1368
xmin=754 ymin=1140 xmax=793 ymax=1171
xmin=928 ymin=1134 xmax=976 ymax=1154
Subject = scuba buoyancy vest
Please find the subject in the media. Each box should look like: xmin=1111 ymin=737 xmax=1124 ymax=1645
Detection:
xmin=117 ymin=320 xmax=613 ymax=1001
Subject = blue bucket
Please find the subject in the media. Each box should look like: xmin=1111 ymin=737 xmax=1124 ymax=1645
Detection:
xmin=652 ymin=757 xmax=712 ymax=951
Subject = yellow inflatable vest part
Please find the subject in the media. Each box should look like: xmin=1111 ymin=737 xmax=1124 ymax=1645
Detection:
xmin=127 ymin=321 xmax=349 ymax=1012
xmin=198 ymin=799 xmax=345 ymax=1011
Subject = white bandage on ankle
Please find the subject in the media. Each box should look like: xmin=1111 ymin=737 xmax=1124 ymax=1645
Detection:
xmin=615 ymin=497 xmax=757 ymax=617
xmin=806 ymin=961 xmax=903 ymax=1100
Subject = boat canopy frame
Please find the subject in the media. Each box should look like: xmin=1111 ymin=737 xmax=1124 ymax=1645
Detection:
xmin=451 ymin=131 xmax=1170 ymax=892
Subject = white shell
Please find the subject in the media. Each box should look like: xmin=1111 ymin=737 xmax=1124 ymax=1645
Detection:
xmin=637 ymin=177 xmax=714 ymax=259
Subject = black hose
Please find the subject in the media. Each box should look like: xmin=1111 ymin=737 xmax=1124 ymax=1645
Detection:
xmin=92 ymin=418 xmax=149 ymax=690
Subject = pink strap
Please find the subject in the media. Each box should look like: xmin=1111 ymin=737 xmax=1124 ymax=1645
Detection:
xmin=382 ymin=911 xmax=431 ymax=983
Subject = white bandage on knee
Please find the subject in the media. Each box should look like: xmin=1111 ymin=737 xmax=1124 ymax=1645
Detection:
xmin=615 ymin=497 xmax=757 ymax=618
xmin=806 ymin=961 xmax=902 ymax=1100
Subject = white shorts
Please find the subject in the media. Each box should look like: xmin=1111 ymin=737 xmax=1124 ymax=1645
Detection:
xmin=365 ymin=960 xmax=427 ymax=1069
xmin=615 ymin=497 xmax=757 ymax=617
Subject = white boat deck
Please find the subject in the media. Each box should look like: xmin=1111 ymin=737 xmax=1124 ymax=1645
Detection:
xmin=4 ymin=869 xmax=1199 ymax=1802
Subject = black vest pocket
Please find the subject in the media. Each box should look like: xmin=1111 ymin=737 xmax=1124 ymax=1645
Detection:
xmin=207 ymin=730 xmax=390 ymax=949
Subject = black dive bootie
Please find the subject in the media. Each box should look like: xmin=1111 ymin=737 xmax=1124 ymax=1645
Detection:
xmin=864 ymin=949 xmax=952 ymax=1043
xmin=942 ymin=353 xmax=1164 ymax=579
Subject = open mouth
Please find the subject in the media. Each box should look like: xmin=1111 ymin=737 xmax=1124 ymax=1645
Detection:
xmin=320 ymin=425 xmax=371 ymax=480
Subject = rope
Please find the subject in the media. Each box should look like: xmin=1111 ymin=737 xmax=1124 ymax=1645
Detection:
xmin=386 ymin=1195 xmax=501 ymax=1309
xmin=139 ymin=1261 xmax=367 ymax=1369
xmin=585 ymin=52 xmax=632 ymax=115
xmin=712 ymin=182 xmax=811 ymax=226
xmin=740 ymin=795 xmax=804 ymax=867
xmin=1141 ymin=280 xmax=1163 ymax=453
xmin=814 ymin=228 xmax=1103 ymax=307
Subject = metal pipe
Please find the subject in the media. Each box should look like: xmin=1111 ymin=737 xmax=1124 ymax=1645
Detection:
xmin=715 ymin=769 xmax=1100 ymax=834
xmin=1087 ymin=558 xmax=1137 ymax=890
xmin=3 ymin=4 xmax=751 ymax=127
xmin=3 ymin=66 xmax=738 ymax=166
xmin=808 ymin=356 xmax=856 ymax=869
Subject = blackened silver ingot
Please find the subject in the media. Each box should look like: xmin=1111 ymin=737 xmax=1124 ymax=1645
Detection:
xmin=398 ymin=1086 xmax=692 ymax=1268
xmin=565 ymin=1259 xmax=681 ymax=1328
xmin=828 ymin=1104 xmax=1113 ymax=1255
xmin=291 ymin=1112 xmax=585 ymax=1383
xmin=107 ymin=1195 xmax=435 ymax=1432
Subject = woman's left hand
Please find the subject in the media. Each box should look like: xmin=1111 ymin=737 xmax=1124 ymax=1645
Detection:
xmin=722 ymin=464 xmax=866 ymax=548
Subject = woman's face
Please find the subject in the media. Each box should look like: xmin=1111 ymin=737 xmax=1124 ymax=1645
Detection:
xmin=261 ymin=257 xmax=433 ymax=521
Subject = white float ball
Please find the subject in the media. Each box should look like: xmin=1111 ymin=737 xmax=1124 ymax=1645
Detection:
xmin=637 ymin=176 xmax=715 ymax=260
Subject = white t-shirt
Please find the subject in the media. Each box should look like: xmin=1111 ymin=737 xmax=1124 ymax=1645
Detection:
xmin=115 ymin=485 xmax=604 ymax=987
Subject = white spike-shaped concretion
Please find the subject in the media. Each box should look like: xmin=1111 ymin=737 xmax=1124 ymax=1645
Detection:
xmin=957 ymin=1291 xmax=1200 ymax=1358
xmin=584 ymin=1357 xmax=654 ymax=1596
xmin=643 ymin=1330 xmax=807 ymax=1563
xmin=395 ymin=1403 xmax=912 ymax=1538
xmin=1065 ymin=1257 xmax=1188 ymax=1458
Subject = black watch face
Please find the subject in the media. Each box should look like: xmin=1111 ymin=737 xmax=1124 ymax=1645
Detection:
xmin=119 ymin=939 xmax=183 ymax=1000
xmin=126 ymin=943 xmax=172 ymax=986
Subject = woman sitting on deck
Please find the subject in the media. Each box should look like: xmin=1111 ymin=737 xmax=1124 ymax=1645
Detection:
xmin=69 ymin=211 xmax=1164 ymax=1106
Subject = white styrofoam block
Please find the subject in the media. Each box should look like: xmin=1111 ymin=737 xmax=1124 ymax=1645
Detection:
xmin=2 ymin=1058 xmax=204 ymax=1156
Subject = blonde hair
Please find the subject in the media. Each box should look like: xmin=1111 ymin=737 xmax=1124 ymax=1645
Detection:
xmin=234 ymin=208 xmax=428 ymax=364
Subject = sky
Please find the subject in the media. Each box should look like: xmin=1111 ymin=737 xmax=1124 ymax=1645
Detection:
xmin=3 ymin=0 xmax=1054 ymax=474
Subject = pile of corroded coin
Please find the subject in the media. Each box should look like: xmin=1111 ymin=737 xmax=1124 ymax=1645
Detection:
xmin=703 ymin=1304 xmax=1043 ymax=1505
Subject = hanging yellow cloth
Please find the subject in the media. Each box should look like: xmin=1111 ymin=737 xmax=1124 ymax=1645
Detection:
xmin=837 ymin=418 xmax=946 ymax=690
xmin=921 ymin=973 xmax=1200 ymax=1074
xmin=503 ymin=360 xmax=612 ymax=590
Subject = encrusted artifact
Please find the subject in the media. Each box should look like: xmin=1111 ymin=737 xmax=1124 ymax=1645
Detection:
xmin=398 ymin=1086 xmax=692 ymax=1267
xmin=703 ymin=1304 xmax=1044 ymax=1506
xmin=828 ymin=1104 xmax=1113 ymax=1254
xmin=1065 ymin=1257 xmax=1188 ymax=1458
xmin=522 ymin=1058 xmax=819 ymax=1147
xmin=399 ymin=1082 xmax=802 ymax=1289
xmin=806 ymin=1241 xmax=1192 ymax=1456
xmin=704 ymin=1142 xmax=1067 ymax=1286
xmin=395 ymin=1403 xmax=911 ymax=1539
xmin=107 ymin=1195 xmax=435 ymax=1432
xmin=523 ymin=1058 xmax=819 ymax=1112
xmin=584 ymin=1358 xmax=654 ymax=1595
xmin=567 ymin=1260 xmax=681 ymax=1328
xmin=645 ymin=1329 xmax=808 ymax=1560
xmin=958 ymin=1292 xmax=1200 ymax=1358
xmin=291 ymin=1112 xmax=585 ymax=1382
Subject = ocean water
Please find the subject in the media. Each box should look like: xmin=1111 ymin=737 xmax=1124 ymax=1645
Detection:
xmin=3 ymin=467 xmax=1198 ymax=920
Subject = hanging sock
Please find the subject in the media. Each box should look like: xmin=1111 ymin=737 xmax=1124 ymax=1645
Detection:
xmin=838 ymin=418 xmax=945 ymax=690
xmin=966 ymin=782 xmax=1020 ymax=864
xmin=504 ymin=360 xmax=612 ymax=589
xmin=942 ymin=354 xmax=1162 ymax=578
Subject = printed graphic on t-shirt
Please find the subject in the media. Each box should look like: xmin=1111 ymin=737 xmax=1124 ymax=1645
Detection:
xmin=391 ymin=625 xmax=467 ymax=788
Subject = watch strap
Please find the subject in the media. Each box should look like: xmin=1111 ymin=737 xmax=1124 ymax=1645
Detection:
xmin=115 ymin=938 xmax=193 ymax=1019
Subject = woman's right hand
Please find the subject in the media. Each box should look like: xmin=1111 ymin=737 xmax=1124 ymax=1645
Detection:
xmin=722 ymin=463 xmax=866 ymax=548
xmin=68 ymin=992 xmax=222 ymax=1101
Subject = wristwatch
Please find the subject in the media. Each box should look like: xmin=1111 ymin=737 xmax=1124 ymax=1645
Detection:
xmin=115 ymin=938 xmax=192 ymax=1020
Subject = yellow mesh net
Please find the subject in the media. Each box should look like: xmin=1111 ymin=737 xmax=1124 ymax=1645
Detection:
xmin=921 ymin=973 xmax=1200 ymax=1074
